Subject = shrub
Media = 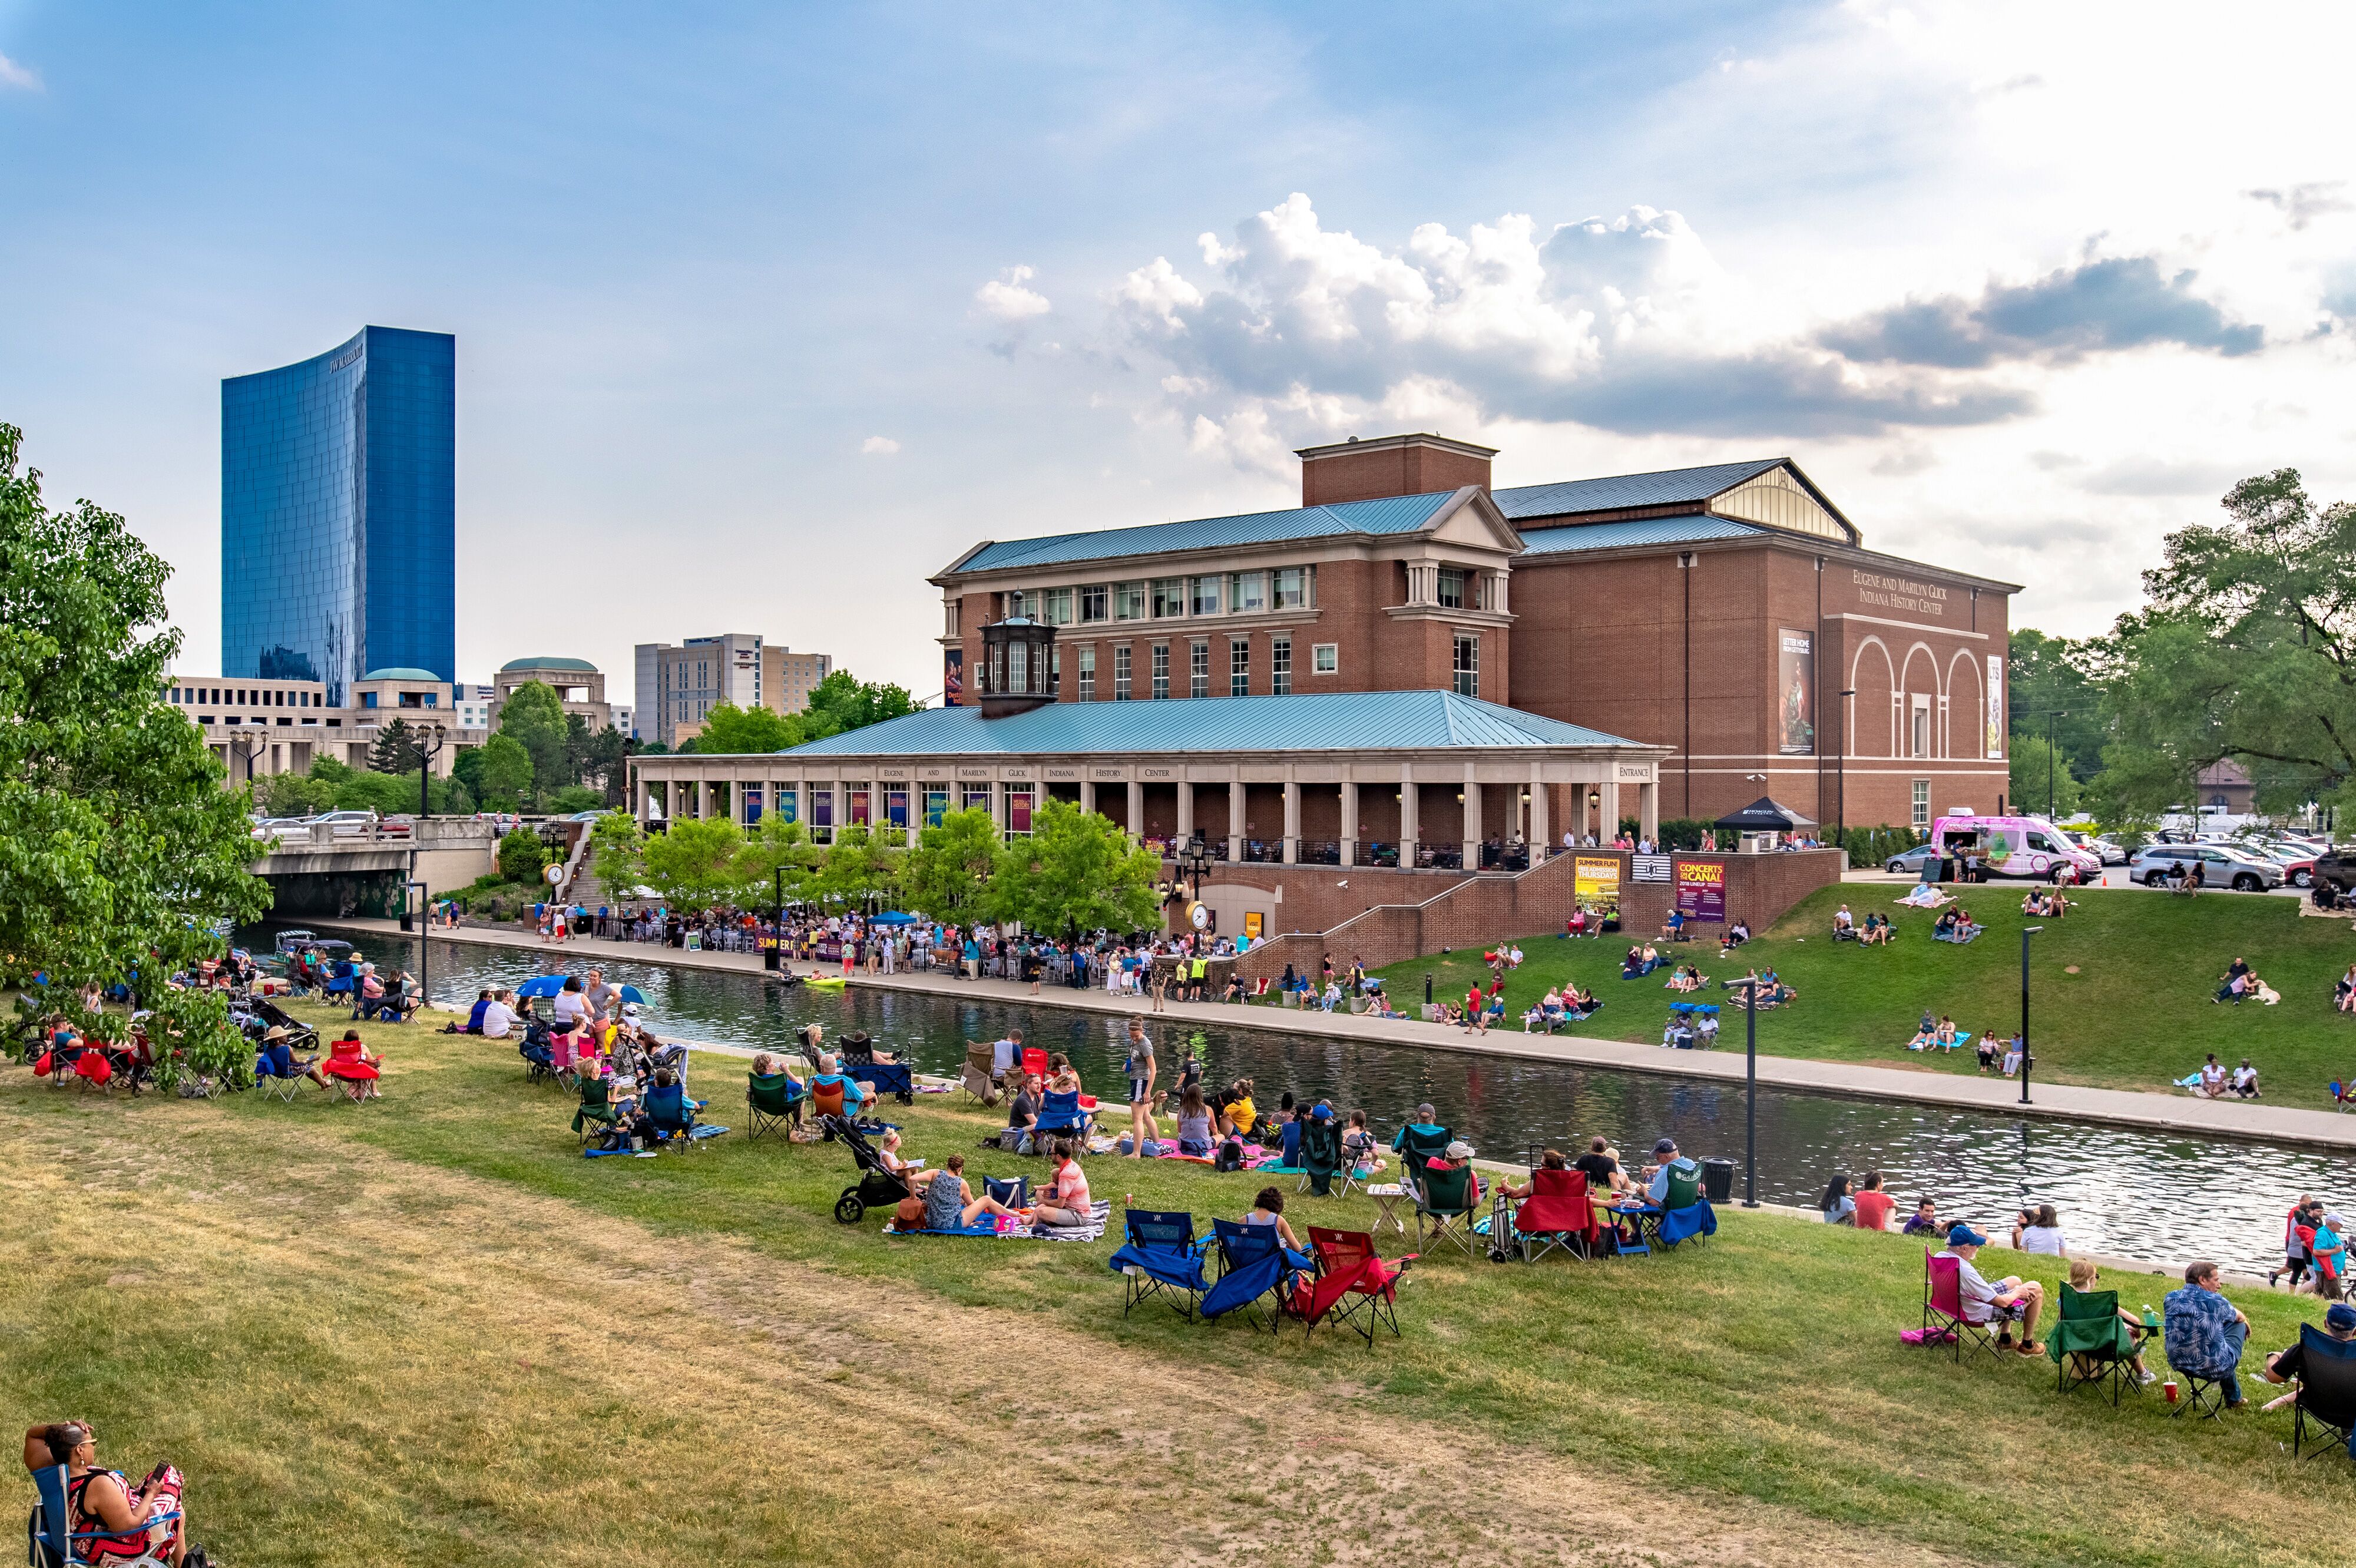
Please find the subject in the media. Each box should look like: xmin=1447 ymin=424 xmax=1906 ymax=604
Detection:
xmin=497 ymin=829 xmax=551 ymax=883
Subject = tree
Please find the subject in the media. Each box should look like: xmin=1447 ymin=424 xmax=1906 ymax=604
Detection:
xmin=2007 ymin=730 xmax=2083 ymax=819
xmin=497 ymin=828 xmax=551 ymax=883
xmin=585 ymin=723 xmax=633 ymax=805
xmin=588 ymin=810 xmax=647 ymax=895
xmin=803 ymin=670 xmax=916 ymax=741
xmin=369 ymin=715 xmax=420 ymax=775
xmin=695 ymin=702 xmax=804 ymax=755
xmin=2093 ymin=468 xmax=2356 ymax=817
xmin=497 ymin=679 xmax=569 ymax=806
xmin=472 ymin=732 xmax=534 ymax=810
xmin=816 ymin=823 xmax=901 ymax=911
xmin=2007 ymin=629 xmax=2106 ymax=783
xmin=548 ymin=784 xmax=606 ymax=813
xmin=900 ymin=806 xmax=1005 ymax=924
xmin=0 ymin=422 xmax=270 ymax=1084
xmin=257 ymin=770 xmax=337 ymax=817
xmin=740 ymin=812 xmax=823 ymax=910
xmin=995 ymin=798 xmax=1159 ymax=938
xmin=638 ymin=816 xmax=752 ymax=907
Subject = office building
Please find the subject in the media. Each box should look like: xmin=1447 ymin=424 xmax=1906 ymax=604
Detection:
xmin=634 ymin=635 xmax=833 ymax=747
xmin=221 ymin=326 xmax=456 ymax=703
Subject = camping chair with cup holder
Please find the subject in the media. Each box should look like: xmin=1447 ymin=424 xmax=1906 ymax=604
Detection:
xmin=573 ymin=1074 xmax=621 ymax=1146
xmin=1290 ymin=1226 xmax=1411 ymax=1345
xmin=25 ymin=1460 xmax=187 ymax=1568
xmin=1652 ymin=1163 xmax=1717 ymax=1250
xmin=1031 ymin=1088 xmax=1093 ymax=1143
xmin=643 ymin=1081 xmax=712 ymax=1150
xmin=2048 ymin=1283 xmax=2144 ymax=1405
xmin=1389 ymin=1123 xmax=1452 ymax=1203
xmin=746 ymin=1071 xmax=804 ymax=1141
xmin=1199 ymin=1218 xmax=1302 ymax=1334
xmin=852 ymin=1060 xmax=916 ymax=1107
xmin=1507 ymin=1167 xmax=1599 ymax=1263
xmin=1298 ymin=1117 xmax=1346 ymax=1197
xmin=1413 ymin=1163 xmax=1481 ymax=1259
xmin=959 ymin=1044 xmax=1002 ymax=1106
xmin=1107 ymin=1209 xmax=1209 ymax=1321
xmin=1919 ymin=1251 xmax=2001 ymax=1364
xmin=2289 ymin=1321 xmax=2356 ymax=1458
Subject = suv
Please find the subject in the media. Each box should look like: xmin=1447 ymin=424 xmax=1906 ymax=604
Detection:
xmin=2310 ymin=850 xmax=2356 ymax=903
xmin=2127 ymin=842 xmax=2285 ymax=891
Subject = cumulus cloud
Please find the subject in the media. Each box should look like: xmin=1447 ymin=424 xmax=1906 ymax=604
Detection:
xmin=2245 ymin=182 xmax=2351 ymax=231
xmin=0 ymin=51 xmax=40 ymax=91
xmin=860 ymin=435 xmax=900 ymax=455
xmin=975 ymin=264 xmax=1051 ymax=320
xmin=1820 ymin=256 xmax=2264 ymax=368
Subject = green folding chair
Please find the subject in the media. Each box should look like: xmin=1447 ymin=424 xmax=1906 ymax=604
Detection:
xmin=573 ymin=1075 xmax=620 ymax=1145
xmin=2049 ymin=1284 xmax=2144 ymax=1404
xmin=746 ymin=1071 xmax=803 ymax=1142
xmin=1415 ymin=1163 xmax=1480 ymax=1258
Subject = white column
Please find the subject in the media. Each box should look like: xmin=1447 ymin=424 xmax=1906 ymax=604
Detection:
xmin=1080 ymin=780 xmax=1096 ymax=815
xmin=1282 ymin=778 xmax=1299 ymax=864
xmin=1399 ymin=763 xmax=1419 ymax=865
xmin=1600 ymin=780 xmax=1620 ymax=842
xmin=989 ymin=780 xmax=1006 ymax=837
xmin=1461 ymin=763 xmax=1482 ymax=871
xmin=1227 ymin=775 xmax=1245 ymax=862
xmin=1339 ymin=779 xmax=1358 ymax=867
xmin=1176 ymin=776 xmax=1194 ymax=840
xmin=635 ymin=771 xmax=651 ymax=826
xmin=1639 ymin=780 xmax=1659 ymax=843
xmin=732 ymin=777 xmax=748 ymax=826
xmin=1127 ymin=780 xmax=1143 ymax=838
xmin=1528 ymin=763 xmax=1548 ymax=854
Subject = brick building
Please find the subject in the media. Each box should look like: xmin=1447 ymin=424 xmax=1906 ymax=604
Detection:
xmin=932 ymin=433 xmax=2015 ymax=835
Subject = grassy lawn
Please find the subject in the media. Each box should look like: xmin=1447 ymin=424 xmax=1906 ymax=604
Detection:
xmin=1366 ymin=883 xmax=2356 ymax=1100
xmin=6 ymin=1000 xmax=2355 ymax=1566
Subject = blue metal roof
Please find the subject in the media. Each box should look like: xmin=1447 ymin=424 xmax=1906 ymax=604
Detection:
xmin=954 ymin=492 xmax=1459 ymax=574
xmin=767 ymin=690 xmax=1644 ymax=757
xmin=1517 ymin=515 xmax=1764 ymax=556
xmin=1492 ymin=459 xmax=1785 ymax=521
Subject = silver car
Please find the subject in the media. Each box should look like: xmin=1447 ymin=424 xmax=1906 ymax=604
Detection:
xmin=2127 ymin=842 xmax=2284 ymax=891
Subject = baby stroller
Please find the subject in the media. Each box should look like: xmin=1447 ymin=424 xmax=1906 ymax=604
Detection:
xmin=518 ymin=1020 xmax=557 ymax=1084
xmin=245 ymin=998 xmax=319 ymax=1055
xmin=825 ymin=1113 xmax=912 ymax=1225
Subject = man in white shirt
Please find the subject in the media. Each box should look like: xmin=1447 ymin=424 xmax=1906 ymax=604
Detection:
xmin=990 ymin=1030 xmax=1023 ymax=1081
xmin=2231 ymin=1059 xmax=2260 ymax=1098
xmin=1943 ymin=1224 xmax=2044 ymax=1354
xmin=480 ymin=991 xmax=518 ymax=1039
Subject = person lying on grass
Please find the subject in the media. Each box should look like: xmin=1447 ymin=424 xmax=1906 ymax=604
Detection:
xmin=1033 ymin=1139 xmax=1093 ymax=1226
xmin=23 ymin=1421 xmax=207 ymax=1568
xmin=1943 ymin=1224 xmax=2046 ymax=1356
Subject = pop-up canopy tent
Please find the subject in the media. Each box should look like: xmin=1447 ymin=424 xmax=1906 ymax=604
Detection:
xmin=1712 ymin=797 xmax=1818 ymax=833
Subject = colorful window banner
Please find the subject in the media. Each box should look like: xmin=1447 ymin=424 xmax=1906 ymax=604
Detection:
xmin=962 ymin=786 xmax=990 ymax=813
xmin=811 ymin=790 xmax=833 ymax=828
xmin=1673 ymin=858 xmax=1726 ymax=923
xmin=743 ymin=786 xmax=763 ymax=825
xmin=1573 ymin=855 xmax=1622 ymax=918
xmin=943 ymin=647 xmax=964 ymax=707
xmin=848 ymin=787 xmax=871 ymax=827
xmin=1243 ymin=911 xmax=1264 ymax=941
xmin=924 ymin=789 xmax=950 ymax=828
xmin=1007 ymin=785 xmax=1034 ymax=835
xmin=1986 ymin=655 xmax=2004 ymax=760
xmin=1777 ymin=628 xmax=1815 ymax=755
xmin=776 ymin=787 xmax=796 ymax=825
xmin=885 ymin=788 xmax=909 ymax=829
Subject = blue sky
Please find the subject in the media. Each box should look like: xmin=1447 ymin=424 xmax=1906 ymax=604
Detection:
xmin=6 ymin=2 xmax=2352 ymax=701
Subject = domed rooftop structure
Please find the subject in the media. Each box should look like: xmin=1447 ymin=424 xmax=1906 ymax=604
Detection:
xmin=359 ymin=666 xmax=443 ymax=682
xmin=499 ymin=656 xmax=598 ymax=673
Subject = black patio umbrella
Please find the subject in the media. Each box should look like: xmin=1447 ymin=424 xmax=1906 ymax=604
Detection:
xmin=1713 ymin=796 xmax=1818 ymax=832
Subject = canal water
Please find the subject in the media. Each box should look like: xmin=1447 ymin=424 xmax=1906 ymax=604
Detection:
xmin=279 ymin=924 xmax=2355 ymax=1275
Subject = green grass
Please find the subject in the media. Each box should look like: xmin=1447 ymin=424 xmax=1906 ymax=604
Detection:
xmin=7 ymin=1002 xmax=2356 ymax=1566
xmin=1366 ymin=882 xmax=2356 ymax=1100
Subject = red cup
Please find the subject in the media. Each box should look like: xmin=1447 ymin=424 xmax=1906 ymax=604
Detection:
xmin=2162 ymin=1381 xmax=2179 ymax=1403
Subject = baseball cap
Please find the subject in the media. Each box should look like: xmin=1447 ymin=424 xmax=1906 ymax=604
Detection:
xmin=1947 ymin=1223 xmax=1988 ymax=1247
xmin=2327 ymin=1304 xmax=2356 ymax=1331
xmin=1652 ymin=1138 xmax=1678 ymax=1156
xmin=1445 ymin=1140 xmax=1475 ymax=1160
xmin=1309 ymin=1103 xmax=1333 ymax=1122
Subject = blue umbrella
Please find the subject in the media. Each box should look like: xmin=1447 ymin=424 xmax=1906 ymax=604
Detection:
xmin=514 ymin=975 xmax=568 ymax=999
xmin=617 ymin=984 xmax=648 ymax=1004
xmin=870 ymin=911 xmax=919 ymax=927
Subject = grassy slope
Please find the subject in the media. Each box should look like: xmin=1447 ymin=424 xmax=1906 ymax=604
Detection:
xmin=1366 ymin=884 xmax=2356 ymax=1099
xmin=8 ymin=1003 xmax=2355 ymax=1567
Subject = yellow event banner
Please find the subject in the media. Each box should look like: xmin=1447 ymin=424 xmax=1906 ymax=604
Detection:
xmin=1573 ymin=855 xmax=1621 ymax=918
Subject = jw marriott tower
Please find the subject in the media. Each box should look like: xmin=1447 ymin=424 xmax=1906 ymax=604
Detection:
xmin=221 ymin=325 xmax=455 ymax=704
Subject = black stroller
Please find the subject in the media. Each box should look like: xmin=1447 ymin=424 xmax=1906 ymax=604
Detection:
xmin=246 ymin=998 xmax=319 ymax=1054
xmin=519 ymin=1020 xmax=557 ymax=1084
xmin=825 ymin=1113 xmax=912 ymax=1225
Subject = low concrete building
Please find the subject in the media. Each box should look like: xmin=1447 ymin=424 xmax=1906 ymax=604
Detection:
xmin=490 ymin=656 xmax=614 ymax=732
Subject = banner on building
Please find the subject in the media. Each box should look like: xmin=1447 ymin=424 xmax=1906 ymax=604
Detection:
xmin=944 ymin=647 xmax=964 ymax=708
xmin=1674 ymin=858 xmax=1727 ymax=923
xmin=1574 ymin=855 xmax=1622 ymax=918
xmin=1632 ymin=854 xmax=1672 ymax=883
xmin=1777 ymin=629 xmax=1815 ymax=755
xmin=1986 ymin=655 xmax=2004 ymax=759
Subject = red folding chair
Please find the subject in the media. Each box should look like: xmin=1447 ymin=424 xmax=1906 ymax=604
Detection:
xmin=1021 ymin=1047 xmax=1049 ymax=1080
xmin=1291 ymin=1226 xmax=1411 ymax=1344
xmin=1508 ymin=1168 xmax=1599 ymax=1262
xmin=1920 ymin=1251 xmax=1998 ymax=1362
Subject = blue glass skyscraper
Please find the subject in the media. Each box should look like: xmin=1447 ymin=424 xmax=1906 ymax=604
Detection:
xmin=221 ymin=326 xmax=455 ymax=702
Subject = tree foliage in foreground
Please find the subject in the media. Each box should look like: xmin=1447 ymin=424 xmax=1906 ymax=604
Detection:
xmin=0 ymin=422 xmax=269 ymax=1082
xmin=2092 ymin=469 xmax=2356 ymax=817
xmin=992 ymin=798 xmax=1161 ymax=938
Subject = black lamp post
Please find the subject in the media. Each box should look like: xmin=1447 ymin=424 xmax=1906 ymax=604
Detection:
xmin=1178 ymin=831 xmax=1212 ymax=900
xmin=230 ymin=731 xmax=263 ymax=787
xmin=1730 ymin=974 xmax=1761 ymax=1208
xmin=1836 ymin=687 xmax=1857 ymax=841
xmin=415 ymin=722 xmax=448 ymax=819
xmin=2019 ymin=925 xmax=2041 ymax=1105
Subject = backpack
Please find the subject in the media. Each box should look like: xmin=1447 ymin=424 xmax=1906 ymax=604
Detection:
xmin=1215 ymin=1138 xmax=1246 ymax=1173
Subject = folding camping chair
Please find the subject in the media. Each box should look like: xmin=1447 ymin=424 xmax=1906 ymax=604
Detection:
xmin=1920 ymin=1251 xmax=2000 ymax=1363
xmin=1298 ymin=1117 xmax=1347 ymax=1196
xmin=644 ymin=1083 xmax=708 ymax=1150
xmin=1652 ymin=1163 xmax=1713 ymax=1250
xmin=573 ymin=1074 xmax=621 ymax=1146
xmin=1200 ymin=1218 xmax=1299 ymax=1334
xmin=1033 ymin=1088 xmax=1093 ymax=1142
xmin=746 ymin=1071 xmax=803 ymax=1141
xmin=2049 ymin=1284 xmax=2143 ymax=1405
xmin=1292 ymin=1226 xmax=1410 ymax=1345
xmin=1107 ymin=1209 xmax=1208 ymax=1321
xmin=853 ymin=1061 xmax=915 ymax=1106
xmin=2289 ymin=1321 xmax=2356 ymax=1458
xmin=1391 ymin=1122 xmax=1452 ymax=1203
xmin=1508 ymin=1167 xmax=1597 ymax=1263
xmin=26 ymin=1461 xmax=183 ymax=1568
xmin=1414 ymin=1163 xmax=1480 ymax=1258
xmin=959 ymin=1043 xmax=1001 ymax=1106
xmin=253 ymin=1043 xmax=313 ymax=1103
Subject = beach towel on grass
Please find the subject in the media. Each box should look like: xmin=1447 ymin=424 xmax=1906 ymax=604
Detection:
xmin=1252 ymin=1162 xmax=1306 ymax=1175
xmin=884 ymin=1216 xmax=1018 ymax=1238
xmin=1031 ymin=1199 xmax=1114 ymax=1242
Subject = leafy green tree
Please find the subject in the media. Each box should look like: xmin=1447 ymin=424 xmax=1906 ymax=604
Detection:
xmin=995 ymin=798 xmax=1159 ymax=938
xmin=900 ymin=806 xmax=1006 ymax=924
xmin=257 ymin=770 xmax=337 ymax=817
xmin=0 ymin=422 xmax=270 ymax=1084
xmin=585 ymin=723 xmax=633 ymax=805
xmin=740 ymin=812 xmax=823 ymax=910
xmin=817 ymin=823 xmax=901 ymax=910
xmin=452 ymin=743 xmax=488 ymax=799
xmin=472 ymin=732 xmax=535 ymax=810
xmin=694 ymin=702 xmax=804 ymax=754
xmin=638 ymin=815 xmax=752 ymax=907
xmin=497 ymin=679 xmax=569 ymax=806
xmin=2007 ymin=629 xmax=2106 ymax=782
xmin=369 ymin=715 xmax=419 ymax=775
xmin=2007 ymin=730 xmax=2083 ymax=819
xmin=803 ymin=670 xmax=916 ymax=740
xmin=497 ymin=828 xmax=551 ymax=883
xmin=588 ymin=810 xmax=647 ymax=895
xmin=2093 ymin=468 xmax=2356 ymax=816
xmin=333 ymin=769 xmax=416 ymax=815
xmin=548 ymin=784 xmax=606 ymax=813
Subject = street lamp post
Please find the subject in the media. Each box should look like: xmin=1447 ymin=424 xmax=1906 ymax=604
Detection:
xmin=1835 ymin=688 xmax=1857 ymax=842
xmin=415 ymin=723 xmax=449 ymax=819
xmin=229 ymin=732 xmax=263 ymax=788
xmin=2019 ymin=925 xmax=2042 ymax=1105
xmin=1178 ymin=831 xmax=1211 ymax=901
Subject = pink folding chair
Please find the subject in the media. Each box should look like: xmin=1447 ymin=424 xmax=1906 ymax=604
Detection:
xmin=1919 ymin=1251 xmax=1998 ymax=1362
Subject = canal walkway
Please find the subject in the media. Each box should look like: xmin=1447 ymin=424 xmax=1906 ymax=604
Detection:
xmin=330 ymin=917 xmax=2356 ymax=1150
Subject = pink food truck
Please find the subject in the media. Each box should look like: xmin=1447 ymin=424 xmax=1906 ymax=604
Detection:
xmin=1929 ymin=814 xmax=2102 ymax=884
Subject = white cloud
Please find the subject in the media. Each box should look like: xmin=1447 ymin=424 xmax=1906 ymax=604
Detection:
xmin=975 ymin=264 xmax=1051 ymax=320
xmin=0 ymin=51 xmax=41 ymax=92
xmin=860 ymin=435 xmax=900 ymax=455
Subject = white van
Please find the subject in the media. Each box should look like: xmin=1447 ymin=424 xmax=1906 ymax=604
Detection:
xmin=1930 ymin=814 xmax=2102 ymax=884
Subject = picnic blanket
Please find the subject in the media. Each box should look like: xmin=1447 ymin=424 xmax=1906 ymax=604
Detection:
xmin=1905 ymin=1031 xmax=1973 ymax=1052
xmin=1896 ymin=886 xmax=1951 ymax=908
xmin=1030 ymin=1198 xmax=1114 ymax=1243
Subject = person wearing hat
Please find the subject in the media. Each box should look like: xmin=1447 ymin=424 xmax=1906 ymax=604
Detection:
xmin=2260 ymin=1300 xmax=2356 ymax=1386
xmin=1941 ymin=1224 xmax=2046 ymax=1355
xmin=254 ymin=1024 xmax=328 ymax=1089
xmin=1641 ymin=1138 xmax=1699 ymax=1206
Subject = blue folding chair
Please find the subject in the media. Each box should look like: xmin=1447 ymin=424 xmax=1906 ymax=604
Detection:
xmin=1200 ymin=1218 xmax=1308 ymax=1334
xmin=646 ymin=1083 xmax=720 ymax=1149
xmin=852 ymin=1061 xmax=915 ymax=1106
xmin=28 ymin=1462 xmax=184 ymax=1568
xmin=1033 ymin=1088 xmax=1092 ymax=1142
xmin=1107 ymin=1209 xmax=1209 ymax=1320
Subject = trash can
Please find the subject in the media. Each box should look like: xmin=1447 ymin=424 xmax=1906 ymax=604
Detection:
xmin=763 ymin=944 xmax=780 ymax=972
xmin=1700 ymin=1159 xmax=1735 ymax=1203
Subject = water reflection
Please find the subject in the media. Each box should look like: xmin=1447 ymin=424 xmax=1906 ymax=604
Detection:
xmin=282 ymin=925 xmax=2354 ymax=1273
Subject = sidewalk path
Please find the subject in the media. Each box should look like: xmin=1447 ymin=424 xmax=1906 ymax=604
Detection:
xmin=332 ymin=918 xmax=2356 ymax=1151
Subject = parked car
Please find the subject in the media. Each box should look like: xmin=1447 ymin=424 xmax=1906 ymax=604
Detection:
xmin=2311 ymin=851 xmax=2356 ymax=902
xmin=563 ymin=811 xmax=607 ymax=822
xmin=2250 ymin=841 xmax=2317 ymax=886
xmin=1882 ymin=843 xmax=1942 ymax=875
xmin=2063 ymin=831 xmax=2127 ymax=865
xmin=305 ymin=809 xmax=380 ymax=838
xmin=2127 ymin=842 xmax=2285 ymax=891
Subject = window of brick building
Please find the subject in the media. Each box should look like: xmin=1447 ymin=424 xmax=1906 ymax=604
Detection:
xmin=1077 ymin=645 xmax=1096 ymax=701
xmin=1152 ymin=578 xmax=1187 ymax=618
xmin=1080 ymin=584 xmax=1107 ymax=623
xmin=1114 ymin=581 xmax=1144 ymax=620
xmin=1437 ymin=567 xmax=1465 ymax=609
xmin=1229 ymin=639 xmax=1250 ymax=696
xmin=1312 ymin=642 xmax=1337 ymax=675
xmin=1230 ymin=570 xmax=1268 ymax=613
xmin=1043 ymin=587 xmax=1074 ymax=626
xmin=1271 ymin=634 xmax=1293 ymax=695
xmin=1912 ymin=779 xmax=1930 ymax=828
xmin=1191 ymin=575 xmax=1223 ymax=616
xmin=1114 ymin=645 xmax=1131 ymax=700
xmin=1452 ymin=633 xmax=1478 ymax=698
xmin=1274 ymin=566 xmax=1312 ymax=609
xmin=1189 ymin=640 xmax=1210 ymax=698
xmin=1151 ymin=643 xmax=1169 ymax=699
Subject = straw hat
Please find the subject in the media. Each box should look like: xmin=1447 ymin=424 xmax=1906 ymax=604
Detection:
xmin=262 ymin=1025 xmax=290 ymax=1042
